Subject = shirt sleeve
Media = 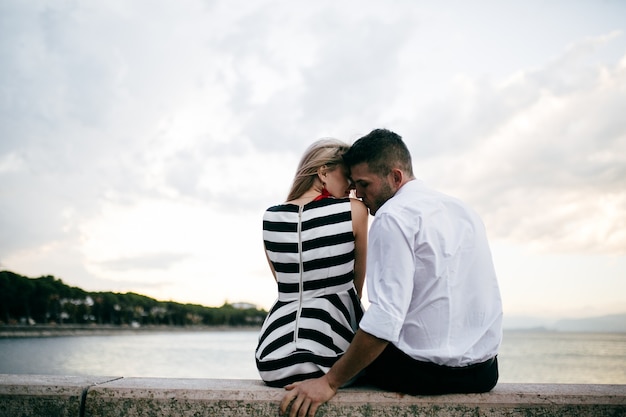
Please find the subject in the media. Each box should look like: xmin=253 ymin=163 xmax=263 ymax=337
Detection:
xmin=359 ymin=212 xmax=415 ymax=343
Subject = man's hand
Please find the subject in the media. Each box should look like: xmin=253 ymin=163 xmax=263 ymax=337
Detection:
xmin=278 ymin=330 xmax=388 ymax=416
xmin=279 ymin=375 xmax=337 ymax=417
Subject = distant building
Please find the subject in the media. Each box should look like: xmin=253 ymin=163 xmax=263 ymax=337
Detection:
xmin=231 ymin=302 xmax=257 ymax=310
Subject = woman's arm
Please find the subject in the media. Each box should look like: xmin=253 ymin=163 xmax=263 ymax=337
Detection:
xmin=350 ymin=199 xmax=368 ymax=297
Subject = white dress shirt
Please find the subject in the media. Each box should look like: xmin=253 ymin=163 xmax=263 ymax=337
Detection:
xmin=359 ymin=179 xmax=503 ymax=367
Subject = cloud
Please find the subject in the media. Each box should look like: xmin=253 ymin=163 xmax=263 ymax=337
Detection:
xmin=413 ymin=35 xmax=626 ymax=254
xmin=95 ymin=252 xmax=190 ymax=272
xmin=1 ymin=0 xmax=625 ymax=313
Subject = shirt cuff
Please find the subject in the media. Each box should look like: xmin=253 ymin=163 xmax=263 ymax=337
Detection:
xmin=358 ymin=303 xmax=403 ymax=343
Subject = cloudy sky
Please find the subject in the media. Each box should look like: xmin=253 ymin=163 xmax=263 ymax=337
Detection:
xmin=1 ymin=0 xmax=625 ymax=325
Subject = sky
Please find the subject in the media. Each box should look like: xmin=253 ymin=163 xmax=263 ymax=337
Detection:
xmin=1 ymin=0 xmax=625 ymax=326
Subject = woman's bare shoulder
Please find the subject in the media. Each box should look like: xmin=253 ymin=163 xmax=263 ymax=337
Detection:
xmin=350 ymin=198 xmax=368 ymax=215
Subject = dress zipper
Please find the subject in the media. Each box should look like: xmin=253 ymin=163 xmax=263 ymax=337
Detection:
xmin=294 ymin=205 xmax=304 ymax=345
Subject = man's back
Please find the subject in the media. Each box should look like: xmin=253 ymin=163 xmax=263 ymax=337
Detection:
xmin=363 ymin=179 xmax=503 ymax=367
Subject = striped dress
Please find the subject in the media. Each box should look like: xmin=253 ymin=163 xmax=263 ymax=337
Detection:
xmin=255 ymin=197 xmax=364 ymax=387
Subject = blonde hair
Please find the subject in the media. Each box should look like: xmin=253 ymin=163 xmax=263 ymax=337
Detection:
xmin=287 ymin=138 xmax=350 ymax=201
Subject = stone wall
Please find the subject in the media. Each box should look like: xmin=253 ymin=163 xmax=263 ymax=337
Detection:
xmin=1 ymin=375 xmax=625 ymax=417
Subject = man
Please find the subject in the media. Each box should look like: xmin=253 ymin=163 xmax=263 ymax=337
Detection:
xmin=280 ymin=128 xmax=503 ymax=417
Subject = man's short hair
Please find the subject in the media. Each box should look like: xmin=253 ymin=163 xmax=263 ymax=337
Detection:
xmin=343 ymin=128 xmax=413 ymax=177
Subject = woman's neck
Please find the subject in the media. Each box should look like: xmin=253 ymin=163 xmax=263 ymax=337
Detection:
xmin=286 ymin=187 xmax=323 ymax=206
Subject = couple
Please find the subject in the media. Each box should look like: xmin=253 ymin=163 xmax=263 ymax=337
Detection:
xmin=255 ymin=128 xmax=503 ymax=417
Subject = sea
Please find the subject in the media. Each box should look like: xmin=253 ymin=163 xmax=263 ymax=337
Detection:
xmin=0 ymin=329 xmax=625 ymax=384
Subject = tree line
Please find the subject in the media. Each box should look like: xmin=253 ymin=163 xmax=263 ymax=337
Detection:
xmin=0 ymin=270 xmax=267 ymax=327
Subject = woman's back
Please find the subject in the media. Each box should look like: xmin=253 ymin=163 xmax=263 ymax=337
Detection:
xmin=256 ymin=198 xmax=363 ymax=387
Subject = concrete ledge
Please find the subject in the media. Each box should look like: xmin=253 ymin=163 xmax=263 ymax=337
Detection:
xmin=1 ymin=375 xmax=625 ymax=417
xmin=0 ymin=375 xmax=121 ymax=417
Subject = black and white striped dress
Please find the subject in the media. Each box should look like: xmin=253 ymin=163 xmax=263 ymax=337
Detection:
xmin=255 ymin=198 xmax=364 ymax=387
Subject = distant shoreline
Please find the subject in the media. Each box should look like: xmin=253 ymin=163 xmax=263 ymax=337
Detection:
xmin=0 ymin=324 xmax=261 ymax=338
xmin=2 ymin=325 xmax=623 ymax=339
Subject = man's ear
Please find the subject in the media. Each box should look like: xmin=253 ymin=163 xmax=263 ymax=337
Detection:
xmin=390 ymin=168 xmax=403 ymax=188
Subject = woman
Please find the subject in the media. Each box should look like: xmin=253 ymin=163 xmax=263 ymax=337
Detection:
xmin=255 ymin=139 xmax=368 ymax=387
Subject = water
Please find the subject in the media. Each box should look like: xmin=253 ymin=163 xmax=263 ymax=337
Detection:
xmin=0 ymin=330 xmax=260 ymax=379
xmin=498 ymin=330 xmax=626 ymax=384
xmin=1 ymin=330 xmax=625 ymax=384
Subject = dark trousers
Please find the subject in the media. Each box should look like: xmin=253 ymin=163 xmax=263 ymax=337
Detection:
xmin=359 ymin=343 xmax=499 ymax=395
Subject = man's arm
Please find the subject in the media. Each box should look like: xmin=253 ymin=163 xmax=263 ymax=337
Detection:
xmin=279 ymin=329 xmax=389 ymax=417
